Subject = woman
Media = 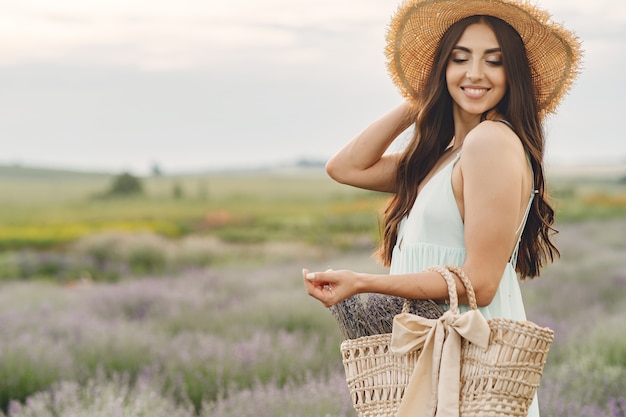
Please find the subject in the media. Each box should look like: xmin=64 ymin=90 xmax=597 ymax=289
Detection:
xmin=303 ymin=0 xmax=581 ymax=415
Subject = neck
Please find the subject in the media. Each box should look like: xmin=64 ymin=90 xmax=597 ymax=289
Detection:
xmin=451 ymin=107 xmax=503 ymax=147
xmin=452 ymin=117 xmax=480 ymax=149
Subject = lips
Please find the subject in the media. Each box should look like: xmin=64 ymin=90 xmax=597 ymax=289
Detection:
xmin=461 ymin=86 xmax=490 ymax=98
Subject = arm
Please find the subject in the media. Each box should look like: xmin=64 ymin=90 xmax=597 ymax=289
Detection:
xmin=303 ymin=267 xmax=463 ymax=308
xmin=325 ymin=102 xmax=415 ymax=193
xmin=304 ymin=122 xmax=530 ymax=308
xmin=457 ymin=121 xmax=531 ymax=306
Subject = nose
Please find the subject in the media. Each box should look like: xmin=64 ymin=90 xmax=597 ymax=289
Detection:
xmin=466 ymin=60 xmax=484 ymax=81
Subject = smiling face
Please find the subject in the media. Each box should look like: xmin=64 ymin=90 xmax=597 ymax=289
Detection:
xmin=446 ymin=22 xmax=507 ymax=121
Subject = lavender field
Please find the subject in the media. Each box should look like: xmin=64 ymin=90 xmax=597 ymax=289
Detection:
xmin=0 ymin=216 xmax=625 ymax=416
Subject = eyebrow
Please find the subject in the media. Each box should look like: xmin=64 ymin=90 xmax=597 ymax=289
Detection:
xmin=453 ymin=46 xmax=502 ymax=54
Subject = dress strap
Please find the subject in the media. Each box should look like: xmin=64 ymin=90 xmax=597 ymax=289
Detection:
xmin=510 ymin=156 xmax=536 ymax=267
xmin=494 ymin=119 xmax=514 ymax=130
xmin=510 ymin=190 xmax=536 ymax=266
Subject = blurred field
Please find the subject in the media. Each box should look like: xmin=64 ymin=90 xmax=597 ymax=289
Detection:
xmin=0 ymin=164 xmax=625 ymax=416
xmin=0 ymin=165 xmax=382 ymax=251
xmin=1 ymin=164 xmax=626 ymax=250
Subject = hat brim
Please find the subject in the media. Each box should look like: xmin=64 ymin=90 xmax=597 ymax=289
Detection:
xmin=386 ymin=0 xmax=582 ymax=116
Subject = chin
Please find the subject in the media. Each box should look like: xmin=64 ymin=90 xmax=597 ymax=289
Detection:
xmin=458 ymin=103 xmax=499 ymax=117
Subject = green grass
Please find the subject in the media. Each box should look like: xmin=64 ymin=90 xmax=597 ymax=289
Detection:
xmin=0 ymin=164 xmax=624 ymax=270
xmin=549 ymin=175 xmax=626 ymax=221
xmin=0 ymin=166 xmax=385 ymax=250
xmin=0 ymin=163 xmax=626 ymax=279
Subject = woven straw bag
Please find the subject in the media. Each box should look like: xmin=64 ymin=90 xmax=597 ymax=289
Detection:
xmin=340 ymin=310 xmax=425 ymax=417
xmin=340 ymin=265 xmax=554 ymax=417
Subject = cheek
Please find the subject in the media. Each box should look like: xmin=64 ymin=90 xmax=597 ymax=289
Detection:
xmin=445 ymin=66 xmax=461 ymax=90
xmin=488 ymin=69 xmax=507 ymax=100
xmin=495 ymin=71 xmax=507 ymax=89
xmin=446 ymin=66 xmax=460 ymax=82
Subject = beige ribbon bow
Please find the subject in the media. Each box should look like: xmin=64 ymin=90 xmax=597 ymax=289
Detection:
xmin=390 ymin=309 xmax=491 ymax=417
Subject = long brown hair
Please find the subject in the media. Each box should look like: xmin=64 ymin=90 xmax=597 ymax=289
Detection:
xmin=376 ymin=15 xmax=559 ymax=279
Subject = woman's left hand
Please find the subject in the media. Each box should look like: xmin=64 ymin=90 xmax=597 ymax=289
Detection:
xmin=302 ymin=268 xmax=359 ymax=307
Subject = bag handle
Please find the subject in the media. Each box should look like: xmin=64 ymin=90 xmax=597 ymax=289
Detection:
xmin=426 ymin=265 xmax=478 ymax=313
xmin=446 ymin=265 xmax=478 ymax=311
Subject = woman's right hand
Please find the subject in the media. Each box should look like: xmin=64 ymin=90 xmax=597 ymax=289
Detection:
xmin=302 ymin=268 xmax=361 ymax=308
xmin=325 ymin=102 xmax=415 ymax=193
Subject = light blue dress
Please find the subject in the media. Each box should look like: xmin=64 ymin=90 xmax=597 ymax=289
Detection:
xmin=388 ymin=151 xmax=541 ymax=417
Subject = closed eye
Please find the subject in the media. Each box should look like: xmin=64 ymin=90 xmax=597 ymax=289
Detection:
xmin=450 ymin=50 xmax=470 ymax=63
xmin=485 ymin=52 xmax=503 ymax=65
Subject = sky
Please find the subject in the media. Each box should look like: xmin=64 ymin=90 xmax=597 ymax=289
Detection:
xmin=1 ymin=0 xmax=625 ymax=175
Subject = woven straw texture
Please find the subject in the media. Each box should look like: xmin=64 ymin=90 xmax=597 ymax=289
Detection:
xmin=385 ymin=0 xmax=583 ymax=117
xmin=341 ymin=333 xmax=418 ymax=417
xmin=340 ymin=265 xmax=553 ymax=416
xmin=458 ymin=317 xmax=554 ymax=416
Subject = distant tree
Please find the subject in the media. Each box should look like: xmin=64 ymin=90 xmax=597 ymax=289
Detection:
xmin=151 ymin=163 xmax=163 ymax=177
xmin=619 ymin=175 xmax=626 ymax=185
xmin=296 ymin=158 xmax=325 ymax=168
xmin=172 ymin=181 xmax=184 ymax=199
xmin=104 ymin=172 xmax=144 ymax=197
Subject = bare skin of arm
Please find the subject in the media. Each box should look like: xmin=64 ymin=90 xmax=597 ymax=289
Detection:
xmin=325 ymin=102 xmax=415 ymax=193
xmin=304 ymin=121 xmax=532 ymax=308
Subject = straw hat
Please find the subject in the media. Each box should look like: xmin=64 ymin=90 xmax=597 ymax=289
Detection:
xmin=386 ymin=0 xmax=583 ymax=116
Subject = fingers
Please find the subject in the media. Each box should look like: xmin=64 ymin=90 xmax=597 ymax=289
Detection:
xmin=302 ymin=268 xmax=336 ymax=306
xmin=302 ymin=268 xmax=333 ymax=282
xmin=302 ymin=268 xmax=330 ymax=290
xmin=302 ymin=268 xmax=316 ymax=282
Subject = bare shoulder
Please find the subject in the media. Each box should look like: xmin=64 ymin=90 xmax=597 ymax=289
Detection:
xmin=461 ymin=121 xmax=525 ymax=168
xmin=465 ymin=121 xmax=521 ymax=152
